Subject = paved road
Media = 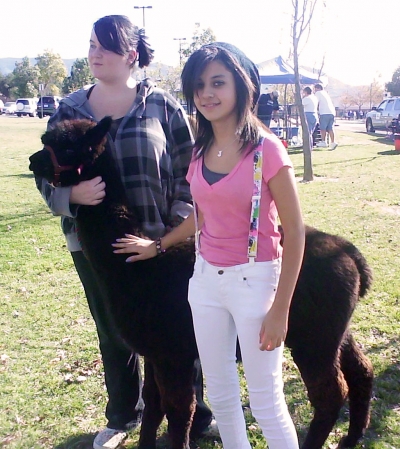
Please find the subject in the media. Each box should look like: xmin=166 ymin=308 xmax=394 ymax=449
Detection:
xmin=335 ymin=119 xmax=390 ymax=137
xmin=334 ymin=119 xmax=366 ymax=133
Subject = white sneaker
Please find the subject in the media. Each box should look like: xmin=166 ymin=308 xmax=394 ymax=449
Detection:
xmin=330 ymin=142 xmax=338 ymax=150
xmin=93 ymin=428 xmax=127 ymax=449
xmin=316 ymin=141 xmax=328 ymax=148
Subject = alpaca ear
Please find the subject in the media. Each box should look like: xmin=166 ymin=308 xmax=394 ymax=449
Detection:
xmin=84 ymin=116 xmax=113 ymax=148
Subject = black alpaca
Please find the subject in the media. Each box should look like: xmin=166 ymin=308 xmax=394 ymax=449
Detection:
xmin=29 ymin=117 xmax=373 ymax=449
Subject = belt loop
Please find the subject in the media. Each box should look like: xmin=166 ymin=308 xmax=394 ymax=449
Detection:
xmin=249 ymin=257 xmax=255 ymax=266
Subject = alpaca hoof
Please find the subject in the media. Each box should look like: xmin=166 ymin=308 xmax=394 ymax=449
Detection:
xmin=337 ymin=434 xmax=362 ymax=448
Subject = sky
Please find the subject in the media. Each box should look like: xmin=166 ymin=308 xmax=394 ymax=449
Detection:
xmin=1 ymin=0 xmax=398 ymax=87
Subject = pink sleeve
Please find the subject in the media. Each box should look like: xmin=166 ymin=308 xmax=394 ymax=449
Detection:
xmin=261 ymin=134 xmax=293 ymax=183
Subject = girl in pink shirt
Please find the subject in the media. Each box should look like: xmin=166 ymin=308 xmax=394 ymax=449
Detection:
xmin=114 ymin=43 xmax=304 ymax=449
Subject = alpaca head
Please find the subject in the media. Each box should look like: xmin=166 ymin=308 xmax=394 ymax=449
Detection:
xmin=29 ymin=116 xmax=112 ymax=186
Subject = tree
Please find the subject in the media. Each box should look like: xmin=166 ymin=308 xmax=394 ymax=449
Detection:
xmin=181 ymin=24 xmax=216 ymax=64
xmin=35 ymin=50 xmax=67 ymax=95
xmin=340 ymin=91 xmax=354 ymax=112
xmin=146 ymin=63 xmax=181 ymax=98
xmin=10 ymin=57 xmax=40 ymax=98
xmin=368 ymin=79 xmax=384 ymax=108
xmin=291 ymin=0 xmax=321 ymax=182
xmin=385 ymin=67 xmax=400 ymax=97
xmin=0 ymin=72 xmax=13 ymax=99
xmin=62 ymin=58 xmax=95 ymax=94
xmin=349 ymin=86 xmax=369 ymax=112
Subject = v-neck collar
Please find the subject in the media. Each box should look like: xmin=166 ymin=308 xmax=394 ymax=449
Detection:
xmin=198 ymin=147 xmax=251 ymax=190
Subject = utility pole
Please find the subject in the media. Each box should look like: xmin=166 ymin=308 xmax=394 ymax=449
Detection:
xmin=134 ymin=5 xmax=152 ymax=28
xmin=134 ymin=5 xmax=152 ymax=78
xmin=173 ymin=37 xmax=187 ymax=66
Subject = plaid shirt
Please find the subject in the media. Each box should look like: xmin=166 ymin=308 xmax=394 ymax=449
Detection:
xmin=37 ymin=79 xmax=194 ymax=251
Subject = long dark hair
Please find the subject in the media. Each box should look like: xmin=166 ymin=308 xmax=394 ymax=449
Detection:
xmin=93 ymin=15 xmax=154 ymax=68
xmin=181 ymin=45 xmax=262 ymax=158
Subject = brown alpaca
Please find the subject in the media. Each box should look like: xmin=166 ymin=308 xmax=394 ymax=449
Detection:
xmin=29 ymin=117 xmax=373 ymax=449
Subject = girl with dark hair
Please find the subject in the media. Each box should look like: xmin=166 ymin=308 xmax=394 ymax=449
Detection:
xmin=114 ymin=43 xmax=304 ymax=449
xmin=34 ymin=14 xmax=214 ymax=449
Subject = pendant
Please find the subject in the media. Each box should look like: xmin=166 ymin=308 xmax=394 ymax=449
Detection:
xmin=217 ymin=150 xmax=222 ymax=157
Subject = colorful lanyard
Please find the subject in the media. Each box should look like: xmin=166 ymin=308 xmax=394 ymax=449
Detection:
xmin=248 ymin=146 xmax=263 ymax=264
xmin=194 ymin=141 xmax=264 ymax=263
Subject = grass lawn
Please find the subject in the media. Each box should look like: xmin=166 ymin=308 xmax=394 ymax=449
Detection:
xmin=0 ymin=116 xmax=399 ymax=449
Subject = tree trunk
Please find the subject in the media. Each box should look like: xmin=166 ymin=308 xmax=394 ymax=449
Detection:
xmin=293 ymin=49 xmax=313 ymax=181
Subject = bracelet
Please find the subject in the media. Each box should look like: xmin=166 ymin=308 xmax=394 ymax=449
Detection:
xmin=155 ymin=237 xmax=166 ymax=255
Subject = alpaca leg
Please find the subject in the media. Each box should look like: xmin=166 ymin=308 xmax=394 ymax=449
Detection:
xmin=337 ymin=333 xmax=374 ymax=448
xmin=138 ymin=359 xmax=164 ymax=449
xmin=292 ymin=350 xmax=348 ymax=449
xmin=155 ymin=359 xmax=196 ymax=449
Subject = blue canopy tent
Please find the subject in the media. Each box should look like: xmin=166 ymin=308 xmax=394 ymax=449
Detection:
xmin=256 ymin=56 xmax=325 ymax=144
xmin=257 ymin=55 xmax=323 ymax=85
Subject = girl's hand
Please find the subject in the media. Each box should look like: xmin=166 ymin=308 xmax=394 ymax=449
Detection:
xmin=259 ymin=307 xmax=288 ymax=351
xmin=112 ymin=234 xmax=157 ymax=262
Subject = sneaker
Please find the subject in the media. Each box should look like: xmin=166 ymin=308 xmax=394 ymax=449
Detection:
xmin=330 ymin=142 xmax=338 ymax=150
xmin=316 ymin=141 xmax=328 ymax=148
xmin=93 ymin=428 xmax=127 ymax=449
xmin=198 ymin=419 xmax=219 ymax=438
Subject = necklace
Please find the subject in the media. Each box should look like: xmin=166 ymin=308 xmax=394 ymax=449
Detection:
xmin=214 ymin=136 xmax=239 ymax=157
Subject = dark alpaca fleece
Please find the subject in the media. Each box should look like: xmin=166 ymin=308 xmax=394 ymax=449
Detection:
xmin=29 ymin=117 xmax=374 ymax=449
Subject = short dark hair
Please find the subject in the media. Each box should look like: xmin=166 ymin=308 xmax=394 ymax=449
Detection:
xmin=181 ymin=45 xmax=261 ymax=157
xmin=314 ymin=84 xmax=323 ymax=91
xmin=303 ymin=87 xmax=312 ymax=95
xmin=93 ymin=15 xmax=154 ymax=68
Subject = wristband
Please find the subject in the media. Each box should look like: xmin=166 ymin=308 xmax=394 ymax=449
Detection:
xmin=155 ymin=237 xmax=166 ymax=255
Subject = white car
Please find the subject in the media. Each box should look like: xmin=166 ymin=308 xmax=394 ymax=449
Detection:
xmin=15 ymin=98 xmax=38 ymax=117
xmin=365 ymin=97 xmax=400 ymax=132
xmin=2 ymin=101 xmax=17 ymax=115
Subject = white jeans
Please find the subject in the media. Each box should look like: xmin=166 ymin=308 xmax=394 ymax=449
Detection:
xmin=188 ymin=255 xmax=299 ymax=449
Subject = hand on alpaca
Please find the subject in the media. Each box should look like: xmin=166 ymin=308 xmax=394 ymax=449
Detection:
xmin=112 ymin=234 xmax=157 ymax=262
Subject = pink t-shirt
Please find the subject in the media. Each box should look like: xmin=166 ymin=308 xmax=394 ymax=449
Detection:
xmin=186 ymin=133 xmax=292 ymax=267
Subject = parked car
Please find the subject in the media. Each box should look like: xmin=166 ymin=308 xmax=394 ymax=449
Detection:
xmin=365 ymin=97 xmax=400 ymax=132
xmin=0 ymin=99 xmax=4 ymax=113
xmin=36 ymin=96 xmax=62 ymax=118
xmin=2 ymin=101 xmax=17 ymax=115
xmin=15 ymin=98 xmax=38 ymax=117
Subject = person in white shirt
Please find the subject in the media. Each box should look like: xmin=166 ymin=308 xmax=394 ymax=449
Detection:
xmin=301 ymin=87 xmax=318 ymax=148
xmin=314 ymin=84 xmax=338 ymax=150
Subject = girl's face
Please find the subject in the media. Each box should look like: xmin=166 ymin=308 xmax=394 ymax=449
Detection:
xmin=194 ymin=60 xmax=237 ymax=125
xmin=88 ymin=30 xmax=136 ymax=82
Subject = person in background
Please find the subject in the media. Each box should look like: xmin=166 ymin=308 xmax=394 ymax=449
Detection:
xmin=34 ymin=15 xmax=215 ymax=449
xmin=301 ymin=86 xmax=319 ymax=148
xmin=113 ymin=42 xmax=304 ymax=449
xmin=314 ymin=83 xmax=338 ymax=150
xmin=256 ymin=89 xmax=280 ymax=127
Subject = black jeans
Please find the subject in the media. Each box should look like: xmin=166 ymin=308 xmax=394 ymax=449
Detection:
xmin=71 ymin=251 xmax=212 ymax=431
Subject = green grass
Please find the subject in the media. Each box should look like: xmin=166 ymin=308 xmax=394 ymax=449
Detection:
xmin=0 ymin=116 xmax=399 ymax=449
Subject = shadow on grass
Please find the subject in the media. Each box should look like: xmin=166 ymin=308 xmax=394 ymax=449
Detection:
xmin=0 ymin=172 xmax=35 ymax=179
xmin=2 ymin=208 xmax=54 ymax=227
xmin=377 ymin=149 xmax=400 ymax=156
xmin=373 ymin=137 xmax=397 ymax=147
xmin=54 ymin=433 xmax=95 ymax=449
